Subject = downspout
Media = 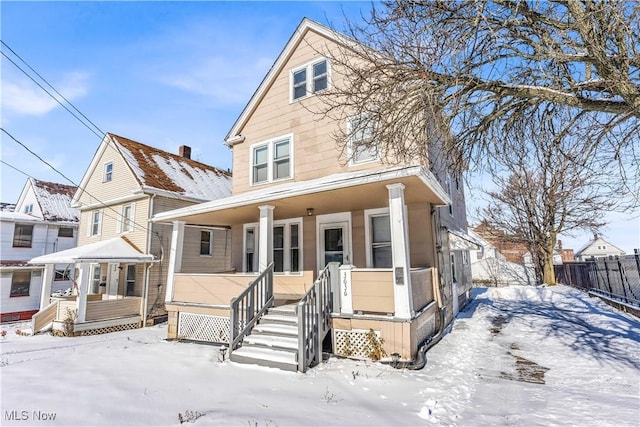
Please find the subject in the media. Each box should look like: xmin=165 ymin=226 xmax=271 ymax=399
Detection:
xmin=142 ymin=263 xmax=152 ymax=326
xmin=144 ymin=193 xmax=156 ymax=322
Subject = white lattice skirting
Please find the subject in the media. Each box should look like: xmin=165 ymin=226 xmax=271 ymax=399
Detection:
xmin=333 ymin=328 xmax=382 ymax=359
xmin=178 ymin=312 xmax=230 ymax=343
xmin=79 ymin=322 xmax=139 ymax=336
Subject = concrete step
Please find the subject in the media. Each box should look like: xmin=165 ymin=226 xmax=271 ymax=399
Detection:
xmin=260 ymin=314 xmax=298 ymax=326
xmin=252 ymin=322 xmax=298 ymax=337
xmin=268 ymin=305 xmax=297 ymax=316
xmin=230 ymin=346 xmax=298 ymax=372
xmin=244 ymin=333 xmax=299 ymax=351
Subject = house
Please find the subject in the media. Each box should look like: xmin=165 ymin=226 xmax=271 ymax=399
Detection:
xmin=469 ymin=229 xmax=535 ymax=287
xmin=1 ymin=179 xmax=79 ymax=322
xmin=473 ymin=220 xmax=529 ymax=265
xmin=574 ymin=234 xmax=625 ymax=261
xmin=29 ymin=133 xmax=232 ymax=336
xmin=153 ymin=19 xmax=476 ymax=371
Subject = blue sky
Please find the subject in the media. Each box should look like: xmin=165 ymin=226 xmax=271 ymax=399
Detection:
xmin=1 ymin=1 xmax=638 ymax=253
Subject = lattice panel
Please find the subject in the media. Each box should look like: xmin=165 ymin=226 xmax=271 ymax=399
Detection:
xmin=333 ymin=329 xmax=381 ymax=360
xmin=79 ymin=322 xmax=139 ymax=336
xmin=178 ymin=312 xmax=230 ymax=343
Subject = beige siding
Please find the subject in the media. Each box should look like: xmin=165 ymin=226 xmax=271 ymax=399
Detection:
xmin=273 ymin=271 xmax=314 ymax=298
xmin=173 ymin=274 xmax=253 ymax=306
xmin=180 ymin=227 xmax=232 ymax=274
xmin=85 ymin=298 xmax=141 ymax=321
xmin=351 ymin=270 xmax=395 ymax=314
xmin=410 ymin=267 xmax=435 ymax=312
xmin=351 ymin=210 xmax=366 ymax=267
xmin=408 ymin=203 xmax=435 ymax=268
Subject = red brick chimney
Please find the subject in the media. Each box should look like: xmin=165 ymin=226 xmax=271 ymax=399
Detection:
xmin=179 ymin=145 xmax=191 ymax=159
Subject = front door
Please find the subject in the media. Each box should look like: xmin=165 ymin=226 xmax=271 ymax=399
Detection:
xmin=107 ymin=263 xmax=119 ymax=300
xmin=319 ymin=222 xmax=350 ymax=268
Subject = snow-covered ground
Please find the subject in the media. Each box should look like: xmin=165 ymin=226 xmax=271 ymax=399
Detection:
xmin=1 ymin=285 xmax=638 ymax=426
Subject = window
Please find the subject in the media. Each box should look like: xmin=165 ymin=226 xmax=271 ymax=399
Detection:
xmin=365 ymin=208 xmax=392 ymax=268
xmin=244 ymin=226 xmax=257 ymax=272
xmin=12 ymin=224 xmax=34 ymax=248
xmin=125 ymin=265 xmax=136 ymax=296
xmin=348 ymin=116 xmax=378 ymax=164
xmin=120 ymin=204 xmax=134 ymax=233
xmin=10 ymin=271 xmax=31 ymax=297
xmin=250 ymin=135 xmax=293 ymax=185
xmin=91 ymin=264 xmax=102 ymax=294
xmin=291 ymin=59 xmax=329 ymax=101
xmin=451 ymin=253 xmax=457 ymax=283
xmin=447 ymin=174 xmax=454 ymax=217
xmin=90 ymin=210 xmax=102 ymax=236
xmin=104 ymin=162 xmax=113 ymax=182
xmin=274 ymin=226 xmax=285 ymax=272
xmin=58 ymin=227 xmax=74 ymax=238
xmin=200 ymin=230 xmax=212 ymax=256
xmin=243 ymin=220 xmax=302 ymax=273
xmin=54 ymin=269 xmax=71 ymax=281
xmin=24 ymin=204 xmax=33 ymax=214
xmin=290 ymin=223 xmax=300 ymax=272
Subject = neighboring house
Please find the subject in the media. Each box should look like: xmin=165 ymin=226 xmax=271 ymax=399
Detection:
xmin=1 ymin=179 xmax=79 ymax=322
xmin=153 ymin=19 xmax=476 ymax=371
xmin=469 ymin=229 xmax=535 ymax=287
xmin=29 ymin=134 xmax=232 ymax=335
xmin=574 ymin=234 xmax=625 ymax=261
xmin=473 ymin=220 xmax=529 ymax=265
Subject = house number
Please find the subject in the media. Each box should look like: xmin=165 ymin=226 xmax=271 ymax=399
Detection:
xmin=342 ymin=272 xmax=348 ymax=296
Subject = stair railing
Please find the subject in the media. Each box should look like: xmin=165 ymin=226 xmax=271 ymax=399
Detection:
xmin=297 ymin=262 xmax=337 ymax=372
xmin=229 ymin=263 xmax=274 ymax=353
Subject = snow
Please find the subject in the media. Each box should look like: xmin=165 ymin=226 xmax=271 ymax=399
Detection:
xmin=1 ymin=285 xmax=638 ymax=426
xmin=31 ymin=180 xmax=80 ymax=223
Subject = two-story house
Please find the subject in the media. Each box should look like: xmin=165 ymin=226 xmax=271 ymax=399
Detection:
xmin=574 ymin=234 xmax=625 ymax=261
xmin=29 ymin=134 xmax=232 ymax=335
xmin=153 ymin=19 xmax=475 ymax=371
xmin=1 ymin=178 xmax=79 ymax=322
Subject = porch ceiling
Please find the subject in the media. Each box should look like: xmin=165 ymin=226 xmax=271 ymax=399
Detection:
xmin=153 ymin=165 xmax=450 ymax=226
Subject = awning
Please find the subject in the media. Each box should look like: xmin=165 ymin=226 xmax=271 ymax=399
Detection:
xmin=448 ymin=229 xmax=482 ymax=251
xmin=28 ymin=236 xmax=155 ymax=265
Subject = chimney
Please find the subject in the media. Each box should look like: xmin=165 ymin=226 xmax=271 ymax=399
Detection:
xmin=179 ymin=145 xmax=191 ymax=159
xmin=557 ymin=239 xmax=562 ymax=249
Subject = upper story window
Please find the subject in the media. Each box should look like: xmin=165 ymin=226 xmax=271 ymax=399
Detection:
xmin=251 ymin=135 xmax=293 ymax=185
xmin=200 ymin=230 xmax=212 ymax=256
xmin=120 ymin=204 xmax=134 ymax=233
xmin=89 ymin=210 xmax=102 ymax=236
xmin=347 ymin=116 xmax=378 ymax=165
xmin=24 ymin=204 xmax=34 ymax=214
xmin=104 ymin=162 xmax=113 ymax=182
xmin=58 ymin=227 xmax=74 ymax=238
xmin=291 ymin=58 xmax=329 ymax=101
xmin=12 ymin=224 xmax=34 ymax=248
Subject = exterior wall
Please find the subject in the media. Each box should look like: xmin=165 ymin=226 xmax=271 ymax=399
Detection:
xmin=351 ymin=270 xmax=394 ymax=314
xmin=180 ymin=227 xmax=232 ymax=274
xmin=0 ymin=267 xmax=44 ymax=321
xmin=575 ymin=237 xmax=626 ymax=261
xmin=15 ymin=185 xmax=44 ymax=219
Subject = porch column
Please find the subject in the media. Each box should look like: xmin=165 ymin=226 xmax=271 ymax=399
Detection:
xmin=75 ymin=263 xmax=90 ymax=323
xmin=386 ymin=183 xmax=414 ymax=319
xmin=338 ymin=264 xmax=354 ymax=314
xmin=39 ymin=264 xmax=55 ymax=309
xmin=165 ymin=220 xmax=185 ymax=304
xmin=258 ymin=205 xmax=274 ymax=272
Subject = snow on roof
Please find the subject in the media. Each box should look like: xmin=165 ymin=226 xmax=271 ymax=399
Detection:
xmin=31 ymin=179 xmax=79 ymax=222
xmin=0 ymin=211 xmax=42 ymax=222
xmin=108 ymin=133 xmax=232 ymax=201
xmin=28 ymin=236 xmax=154 ymax=264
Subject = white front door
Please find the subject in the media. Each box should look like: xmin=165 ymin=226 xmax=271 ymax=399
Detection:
xmin=107 ymin=263 xmax=119 ymax=300
xmin=319 ymin=222 xmax=351 ymax=268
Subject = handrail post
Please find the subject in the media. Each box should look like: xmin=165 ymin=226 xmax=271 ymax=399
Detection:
xmin=297 ymin=301 xmax=306 ymax=372
xmin=229 ymin=297 xmax=237 ymax=352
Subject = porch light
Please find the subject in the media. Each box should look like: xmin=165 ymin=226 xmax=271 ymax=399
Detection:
xmin=306 ymin=208 xmax=314 ymax=216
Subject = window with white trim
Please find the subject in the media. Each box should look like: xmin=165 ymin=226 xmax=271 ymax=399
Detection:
xmin=291 ymin=58 xmax=329 ymax=101
xmin=120 ymin=203 xmax=134 ymax=233
xmin=243 ymin=219 xmax=302 ymax=273
xmin=89 ymin=210 xmax=102 ymax=236
xmin=244 ymin=225 xmax=257 ymax=273
xmin=347 ymin=115 xmax=378 ymax=164
xmin=251 ymin=135 xmax=292 ymax=185
xmin=12 ymin=224 xmax=34 ymax=248
xmin=90 ymin=264 xmax=102 ymax=294
xmin=104 ymin=162 xmax=113 ymax=182
xmin=54 ymin=269 xmax=71 ymax=281
xmin=10 ymin=271 xmax=31 ymax=297
xmin=365 ymin=208 xmax=392 ymax=268
xmin=58 ymin=227 xmax=74 ymax=238
xmin=24 ymin=204 xmax=33 ymax=214
xmin=200 ymin=230 xmax=212 ymax=256
xmin=125 ymin=264 xmax=136 ymax=296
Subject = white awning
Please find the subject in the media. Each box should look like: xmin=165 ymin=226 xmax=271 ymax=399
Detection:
xmin=448 ymin=229 xmax=482 ymax=251
xmin=28 ymin=236 xmax=155 ymax=265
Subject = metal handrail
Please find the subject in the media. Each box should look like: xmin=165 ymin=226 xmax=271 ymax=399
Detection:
xmin=229 ymin=263 xmax=274 ymax=352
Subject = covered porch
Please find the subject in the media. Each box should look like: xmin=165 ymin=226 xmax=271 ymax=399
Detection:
xmin=154 ymin=165 xmax=450 ymax=362
xmin=29 ymin=237 xmax=155 ymax=336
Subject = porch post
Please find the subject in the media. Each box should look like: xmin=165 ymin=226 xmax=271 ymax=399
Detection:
xmin=39 ymin=264 xmax=55 ymax=309
xmin=258 ymin=205 xmax=274 ymax=272
xmin=338 ymin=264 xmax=354 ymax=314
xmin=386 ymin=183 xmax=414 ymax=319
xmin=165 ymin=220 xmax=185 ymax=304
xmin=75 ymin=263 xmax=90 ymax=323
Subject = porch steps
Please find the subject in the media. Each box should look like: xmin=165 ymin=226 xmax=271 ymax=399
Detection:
xmin=230 ymin=306 xmax=300 ymax=372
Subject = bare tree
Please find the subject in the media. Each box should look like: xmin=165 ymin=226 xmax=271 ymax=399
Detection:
xmin=320 ymin=0 xmax=639 ymax=174
xmin=481 ymin=106 xmax=626 ymax=284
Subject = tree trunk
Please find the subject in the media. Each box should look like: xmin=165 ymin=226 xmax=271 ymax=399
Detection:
xmin=542 ymin=252 xmax=557 ymax=285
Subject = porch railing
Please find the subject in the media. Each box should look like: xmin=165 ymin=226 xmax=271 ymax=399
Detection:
xmin=229 ymin=263 xmax=274 ymax=352
xmin=297 ymin=262 xmax=337 ymax=373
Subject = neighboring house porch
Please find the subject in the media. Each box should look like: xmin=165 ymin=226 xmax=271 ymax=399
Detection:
xmin=154 ymin=165 xmax=451 ymax=371
xmin=29 ymin=236 xmax=154 ymax=336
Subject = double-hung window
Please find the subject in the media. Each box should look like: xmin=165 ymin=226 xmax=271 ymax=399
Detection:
xmin=90 ymin=210 xmax=102 ymax=236
xmin=200 ymin=230 xmax=213 ymax=256
xmin=243 ymin=220 xmax=302 ymax=273
xmin=120 ymin=204 xmax=134 ymax=233
xmin=251 ymin=135 xmax=292 ymax=185
xmin=10 ymin=271 xmax=31 ymax=297
xmin=291 ymin=58 xmax=329 ymax=101
xmin=365 ymin=208 xmax=392 ymax=268
xmin=125 ymin=265 xmax=136 ymax=296
xmin=12 ymin=224 xmax=34 ymax=248
xmin=348 ymin=115 xmax=378 ymax=164
xmin=104 ymin=162 xmax=113 ymax=182
xmin=91 ymin=264 xmax=102 ymax=294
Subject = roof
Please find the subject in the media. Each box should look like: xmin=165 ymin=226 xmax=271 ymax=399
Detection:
xmin=28 ymin=236 xmax=155 ymax=264
xmin=574 ymin=235 xmax=625 ymax=256
xmin=31 ymin=179 xmax=79 ymax=222
xmin=0 ymin=211 xmax=42 ymax=223
xmin=107 ymin=133 xmax=232 ymax=201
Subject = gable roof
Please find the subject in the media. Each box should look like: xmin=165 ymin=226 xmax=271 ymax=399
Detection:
xmin=28 ymin=236 xmax=154 ymax=264
xmin=74 ymin=133 xmax=232 ymax=205
xmin=224 ymin=18 xmax=356 ymax=145
xmin=15 ymin=178 xmax=79 ymax=222
xmin=574 ymin=235 xmax=625 ymax=256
